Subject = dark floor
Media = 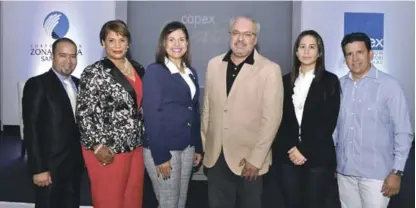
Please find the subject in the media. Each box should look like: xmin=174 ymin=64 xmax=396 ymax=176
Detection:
xmin=0 ymin=132 xmax=414 ymax=208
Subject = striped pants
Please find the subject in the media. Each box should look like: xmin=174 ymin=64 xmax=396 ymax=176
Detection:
xmin=144 ymin=146 xmax=195 ymax=208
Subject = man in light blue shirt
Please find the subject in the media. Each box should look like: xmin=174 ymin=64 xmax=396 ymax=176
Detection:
xmin=335 ymin=32 xmax=414 ymax=208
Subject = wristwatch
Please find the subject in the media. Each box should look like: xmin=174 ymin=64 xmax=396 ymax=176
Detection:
xmin=392 ymin=169 xmax=404 ymax=177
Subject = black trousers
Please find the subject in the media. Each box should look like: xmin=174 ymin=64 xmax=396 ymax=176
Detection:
xmin=34 ymin=166 xmax=83 ymax=208
xmin=207 ymin=152 xmax=263 ymax=208
xmin=279 ymin=163 xmax=334 ymax=208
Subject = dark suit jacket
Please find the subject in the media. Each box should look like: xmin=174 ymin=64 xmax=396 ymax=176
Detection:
xmin=142 ymin=63 xmax=203 ymax=166
xmin=273 ymin=71 xmax=341 ymax=168
xmin=22 ymin=69 xmax=83 ymax=175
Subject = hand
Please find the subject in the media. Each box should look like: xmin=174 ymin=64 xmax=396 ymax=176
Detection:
xmin=381 ymin=172 xmax=401 ymax=197
xmin=239 ymin=158 xmax=259 ymax=181
xmin=94 ymin=145 xmax=114 ymax=166
xmin=33 ymin=171 xmax=52 ymax=187
xmin=194 ymin=153 xmax=202 ymax=167
xmin=288 ymin=147 xmax=307 ymax=165
xmin=156 ymin=160 xmax=171 ymax=180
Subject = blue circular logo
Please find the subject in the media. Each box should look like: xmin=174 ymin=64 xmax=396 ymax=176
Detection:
xmin=43 ymin=11 xmax=69 ymax=39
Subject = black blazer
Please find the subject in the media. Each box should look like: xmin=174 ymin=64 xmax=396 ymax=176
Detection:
xmin=273 ymin=71 xmax=341 ymax=168
xmin=22 ymin=69 xmax=83 ymax=175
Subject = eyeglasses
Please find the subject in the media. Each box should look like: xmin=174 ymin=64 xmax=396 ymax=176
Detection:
xmin=229 ymin=30 xmax=256 ymax=39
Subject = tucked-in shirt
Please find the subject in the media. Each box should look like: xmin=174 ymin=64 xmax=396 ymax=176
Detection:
xmin=292 ymin=69 xmax=315 ymax=126
xmin=165 ymin=58 xmax=196 ymax=99
xmin=222 ymin=50 xmax=255 ymax=96
xmin=335 ymin=65 xmax=414 ymax=180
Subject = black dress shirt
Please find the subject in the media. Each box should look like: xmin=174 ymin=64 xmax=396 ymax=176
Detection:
xmin=222 ymin=50 xmax=255 ymax=96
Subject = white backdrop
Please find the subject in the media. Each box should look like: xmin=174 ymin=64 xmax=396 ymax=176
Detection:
xmin=0 ymin=1 xmax=117 ymax=125
xmin=295 ymin=1 xmax=415 ymax=129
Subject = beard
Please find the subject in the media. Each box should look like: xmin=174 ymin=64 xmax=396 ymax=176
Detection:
xmin=56 ymin=65 xmax=75 ymax=76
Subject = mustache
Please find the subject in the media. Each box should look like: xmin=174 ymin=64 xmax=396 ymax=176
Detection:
xmin=234 ymin=40 xmax=246 ymax=46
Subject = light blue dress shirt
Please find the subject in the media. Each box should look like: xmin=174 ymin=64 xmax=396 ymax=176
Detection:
xmin=335 ymin=65 xmax=414 ymax=180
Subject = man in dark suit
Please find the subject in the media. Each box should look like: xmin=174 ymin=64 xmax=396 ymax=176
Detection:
xmin=22 ymin=37 xmax=83 ymax=208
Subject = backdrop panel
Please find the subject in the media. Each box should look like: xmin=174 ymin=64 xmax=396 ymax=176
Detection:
xmin=127 ymin=1 xmax=293 ymax=87
xmin=1 ymin=1 xmax=117 ymax=125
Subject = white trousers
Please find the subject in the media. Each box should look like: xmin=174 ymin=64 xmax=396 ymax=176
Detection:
xmin=337 ymin=173 xmax=390 ymax=208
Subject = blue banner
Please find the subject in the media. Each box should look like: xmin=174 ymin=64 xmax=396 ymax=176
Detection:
xmin=344 ymin=12 xmax=384 ymax=65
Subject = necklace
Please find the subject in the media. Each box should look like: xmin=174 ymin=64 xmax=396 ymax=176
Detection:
xmin=120 ymin=58 xmax=134 ymax=78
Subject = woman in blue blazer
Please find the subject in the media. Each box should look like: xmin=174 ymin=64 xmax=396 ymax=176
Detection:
xmin=142 ymin=21 xmax=203 ymax=208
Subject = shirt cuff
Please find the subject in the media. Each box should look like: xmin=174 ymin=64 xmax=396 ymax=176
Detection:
xmin=393 ymin=156 xmax=408 ymax=171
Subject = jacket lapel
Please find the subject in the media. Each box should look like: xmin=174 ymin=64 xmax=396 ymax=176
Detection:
xmin=300 ymin=79 xmax=318 ymax=125
xmin=226 ymin=64 xmax=256 ymax=103
xmin=72 ymin=76 xmax=79 ymax=89
xmin=131 ymin=60 xmax=145 ymax=78
xmin=218 ymin=61 xmax=228 ymax=106
xmin=172 ymin=73 xmax=192 ymax=96
xmin=286 ymin=82 xmax=298 ymax=125
xmin=189 ymin=71 xmax=200 ymax=103
xmin=225 ymin=51 xmax=258 ymax=105
xmin=47 ymin=70 xmax=76 ymax=121
xmin=102 ymin=58 xmax=137 ymax=106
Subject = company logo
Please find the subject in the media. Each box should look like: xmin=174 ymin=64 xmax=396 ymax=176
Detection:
xmin=29 ymin=11 xmax=82 ymax=62
xmin=43 ymin=11 xmax=69 ymax=39
xmin=344 ymin=12 xmax=384 ymax=65
xmin=181 ymin=15 xmax=215 ymax=28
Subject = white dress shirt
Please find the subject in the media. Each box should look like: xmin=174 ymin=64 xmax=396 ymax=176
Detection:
xmin=292 ymin=69 xmax=315 ymax=126
xmin=165 ymin=58 xmax=196 ymax=99
xmin=52 ymin=69 xmax=77 ymax=117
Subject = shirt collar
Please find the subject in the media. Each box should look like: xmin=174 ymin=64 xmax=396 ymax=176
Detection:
xmin=348 ymin=64 xmax=378 ymax=80
xmin=52 ymin=68 xmax=71 ymax=82
xmin=164 ymin=57 xmax=192 ymax=75
xmin=299 ymin=68 xmax=315 ymax=79
xmin=222 ymin=49 xmax=255 ymax=65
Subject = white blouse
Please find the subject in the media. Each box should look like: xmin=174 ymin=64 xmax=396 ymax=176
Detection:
xmin=292 ymin=69 xmax=315 ymax=126
xmin=165 ymin=58 xmax=196 ymax=99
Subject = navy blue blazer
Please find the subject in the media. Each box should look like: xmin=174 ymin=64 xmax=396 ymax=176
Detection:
xmin=142 ymin=63 xmax=203 ymax=165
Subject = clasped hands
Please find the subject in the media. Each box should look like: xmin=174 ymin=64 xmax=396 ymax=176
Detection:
xmin=156 ymin=153 xmax=203 ymax=180
xmin=288 ymin=146 xmax=307 ymax=165
xmin=94 ymin=145 xmax=114 ymax=166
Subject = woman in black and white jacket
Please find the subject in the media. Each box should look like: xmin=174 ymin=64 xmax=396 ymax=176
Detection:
xmin=76 ymin=20 xmax=145 ymax=208
xmin=273 ymin=30 xmax=341 ymax=208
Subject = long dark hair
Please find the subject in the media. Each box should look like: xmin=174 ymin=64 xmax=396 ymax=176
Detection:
xmin=155 ymin=21 xmax=191 ymax=68
xmin=290 ymin=30 xmax=325 ymax=86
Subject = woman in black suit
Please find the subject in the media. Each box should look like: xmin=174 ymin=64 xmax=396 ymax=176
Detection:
xmin=273 ymin=30 xmax=341 ymax=208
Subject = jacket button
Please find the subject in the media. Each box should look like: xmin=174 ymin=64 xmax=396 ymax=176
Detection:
xmin=188 ymin=106 xmax=193 ymax=110
xmin=187 ymin=122 xmax=192 ymax=127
